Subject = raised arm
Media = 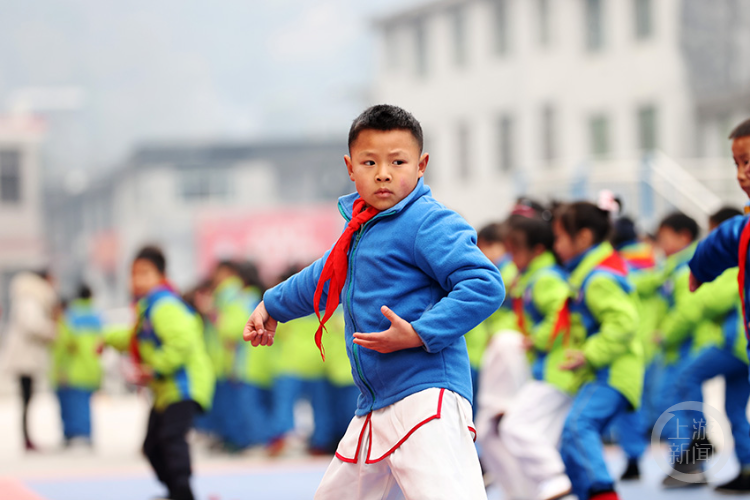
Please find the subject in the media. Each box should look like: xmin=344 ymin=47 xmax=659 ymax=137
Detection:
xmin=689 ymin=215 xmax=747 ymax=286
xmin=244 ymin=248 xmax=332 ymax=346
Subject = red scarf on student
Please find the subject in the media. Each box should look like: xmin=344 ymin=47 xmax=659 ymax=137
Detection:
xmin=313 ymin=198 xmax=380 ymax=360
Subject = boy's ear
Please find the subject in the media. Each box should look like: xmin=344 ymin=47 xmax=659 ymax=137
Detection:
xmin=344 ymin=155 xmax=355 ymax=181
xmin=417 ymin=153 xmax=429 ymax=178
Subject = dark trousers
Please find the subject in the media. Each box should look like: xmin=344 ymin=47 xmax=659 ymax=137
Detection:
xmin=20 ymin=376 xmax=33 ymax=444
xmin=143 ymin=400 xmax=198 ymax=500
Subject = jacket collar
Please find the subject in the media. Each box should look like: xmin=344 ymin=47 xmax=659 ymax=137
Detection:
xmin=567 ymin=242 xmax=616 ymax=289
xmin=337 ymin=178 xmax=431 ymax=222
xmin=513 ymin=251 xmax=558 ymax=297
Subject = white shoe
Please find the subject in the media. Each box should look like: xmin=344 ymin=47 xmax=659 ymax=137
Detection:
xmin=538 ymin=475 xmax=574 ymax=500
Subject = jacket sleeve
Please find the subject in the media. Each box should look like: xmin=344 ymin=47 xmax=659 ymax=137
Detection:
xmin=582 ymin=274 xmax=639 ymax=369
xmin=263 ymin=248 xmax=332 ymax=323
xmin=689 ymin=215 xmax=747 ymax=284
xmin=529 ymin=273 xmax=571 ymax=352
xmin=103 ymin=324 xmax=133 ymax=352
xmin=662 ymin=269 xmax=738 ymax=348
xmin=411 ymin=209 xmax=505 ymax=353
xmin=146 ymin=300 xmax=199 ymax=375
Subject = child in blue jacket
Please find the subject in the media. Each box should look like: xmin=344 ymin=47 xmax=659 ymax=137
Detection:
xmin=243 ymin=105 xmax=504 ymax=500
xmin=688 ymin=118 xmax=750 ymax=492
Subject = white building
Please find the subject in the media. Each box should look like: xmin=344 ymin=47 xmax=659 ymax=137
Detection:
xmin=372 ymin=0 xmax=750 ymax=227
xmin=0 ymin=115 xmax=46 ymax=323
xmin=48 ymin=139 xmax=350 ymax=306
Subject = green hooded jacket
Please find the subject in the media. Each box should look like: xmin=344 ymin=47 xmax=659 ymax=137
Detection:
xmin=51 ymin=299 xmax=103 ymax=391
xmin=105 ymin=288 xmax=215 ymax=412
xmin=657 ymin=243 xmax=697 ymax=365
xmin=569 ymin=242 xmax=644 ymax=408
xmin=514 ymin=252 xmax=584 ymax=395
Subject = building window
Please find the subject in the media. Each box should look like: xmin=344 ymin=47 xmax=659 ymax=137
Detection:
xmin=634 ymin=0 xmax=653 ymax=39
xmin=414 ymin=20 xmax=428 ymax=77
xmin=498 ymin=115 xmax=515 ymax=172
xmin=451 ymin=7 xmax=467 ymax=67
xmin=538 ymin=0 xmax=551 ymax=47
xmin=457 ymin=123 xmax=470 ymax=180
xmin=492 ymin=0 xmax=509 ymax=56
xmin=585 ymin=0 xmax=604 ymax=52
xmin=179 ymin=167 xmax=230 ymax=202
xmin=638 ymin=105 xmax=658 ymax=151
xmin=542 ymin=104 xmax=556 ymax=162
xmin=0 ymin=150 xmax=21 ymax=203
xmin=589 ymin=114 xmax=611 ymax=157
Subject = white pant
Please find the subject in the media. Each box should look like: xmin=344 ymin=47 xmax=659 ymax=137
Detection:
xmin=476 ymin=331 xmax=534 ymax=500
xmin=498 ymin=381 xmax=573 ymax=500
xmin=315 ymin=389 xmax=487 ymax=500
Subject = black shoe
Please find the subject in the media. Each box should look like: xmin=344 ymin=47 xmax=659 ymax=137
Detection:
xmin=715 ymin=471 xmax=750 ymax=493
xmin=620 ymin=459 xmax=640 ymax=481
xmin=662 ymin=461 xmax=707 ymax=489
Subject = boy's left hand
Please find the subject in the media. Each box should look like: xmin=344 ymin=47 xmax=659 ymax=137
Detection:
xmin=353 ymin=306 xmax=424 ymax=354
xmin=559 ymin=349 xmax=587 ymax=371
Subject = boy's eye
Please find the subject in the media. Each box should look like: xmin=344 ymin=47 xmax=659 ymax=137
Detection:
xmin=393 ymin=160 xmax=405 ymax=166
xmin=363 ymin=161 xmax=375 ymax=166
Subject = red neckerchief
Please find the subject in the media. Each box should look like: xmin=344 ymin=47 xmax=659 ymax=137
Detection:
xmin=738 ymin=221 xmax=750 ymax=340
xmin=313 ymin=198 xmax=380 ymax=360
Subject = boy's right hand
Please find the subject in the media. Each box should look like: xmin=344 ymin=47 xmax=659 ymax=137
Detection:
xmin=243 ymin=301 xmax=278 ymax=347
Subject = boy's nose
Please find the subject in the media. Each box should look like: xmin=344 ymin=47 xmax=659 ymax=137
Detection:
xmin=376 ymin=168 xmax=392 ymax=182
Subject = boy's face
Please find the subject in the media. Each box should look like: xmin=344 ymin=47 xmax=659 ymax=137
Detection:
xmin=656 ymin=226 xmax=691 ymax=257
xmin=131 ymin=259 xmax=164 ymax=299
xmin=733 ymin=136 xmax=750 ymax=197
xmin=345 ymin=129 xmax=428 ymax=211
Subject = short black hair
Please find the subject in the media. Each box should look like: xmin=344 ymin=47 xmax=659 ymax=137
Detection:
xmin=729 ymin=118 xmax=750 ymax=140
xmin=506 ymin=214 xmax=554 ymax=252
xmin=710 ymin=206 xmax=742 ymax=227
xmin=612 ymin=217 xmax=638 ymax=249
xmin=216 ymin=260 xmax=239 ymax=275
xmin=238 ymin=261 xmax=264 ymax=292
xmin=134 ymin=245 xmax=166 ymax=275
xmin=77 ymin=283 xmax=93 ymax=300
xmin=659 ymin=212 xmax=699 ymax=241
xmin=348 ymin=104 xmax=424 ymax=152
xmin=477 ymin=222 xmax=505 ymax=244
xmin=554 ymin=202 xmax=612 ymax=245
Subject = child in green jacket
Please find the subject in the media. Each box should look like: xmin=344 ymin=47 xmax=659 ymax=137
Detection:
xmin=659 ymin=208 xmax=750 ymax=491
xmin=52 ymin=284 xmax=103 ymax=447
xmin=482 ymin=211 xmax=579 ymax=500
xmin=554 ymin=202 xmax=643 ymax=500
xmin=103 ymin=246 xmax=214 ymax=500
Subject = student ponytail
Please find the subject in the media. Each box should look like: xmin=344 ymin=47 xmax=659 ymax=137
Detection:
xmin=554 ymin=201 xmax=612 ymax=245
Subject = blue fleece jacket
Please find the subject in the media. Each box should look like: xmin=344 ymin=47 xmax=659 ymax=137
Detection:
xmin=689 ymin=214 xmax=750 ymax=339
xmin=263 ymin=179 xmax=505 ymax=416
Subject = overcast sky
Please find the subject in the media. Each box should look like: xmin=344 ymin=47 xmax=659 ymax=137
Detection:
xmin=0 ymin=0 xmax=422 ymax=177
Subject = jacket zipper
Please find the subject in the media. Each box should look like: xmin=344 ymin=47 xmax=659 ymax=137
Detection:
xmin=339 ymin=204 xmax=394 ymax=411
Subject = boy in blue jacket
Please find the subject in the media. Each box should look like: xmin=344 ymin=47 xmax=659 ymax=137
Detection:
xmin=243 ymin=105 xmax=504 ymax=499
xmin=689 ymin=118 xmax=750 ymax=491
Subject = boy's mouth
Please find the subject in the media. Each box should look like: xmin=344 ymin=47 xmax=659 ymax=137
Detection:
xmin=374 ymin=189 xmax=393 ymax=197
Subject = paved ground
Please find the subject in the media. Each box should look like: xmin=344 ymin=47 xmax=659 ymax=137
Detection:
xmin=0 ymin=390 xmax=746 ymax=500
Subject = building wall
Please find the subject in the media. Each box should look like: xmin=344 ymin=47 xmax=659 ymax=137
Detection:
xmin=373 ymin=0 xmax=695 ymax=226
xmin=0 ymin=117 xmax=46 ymax=324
